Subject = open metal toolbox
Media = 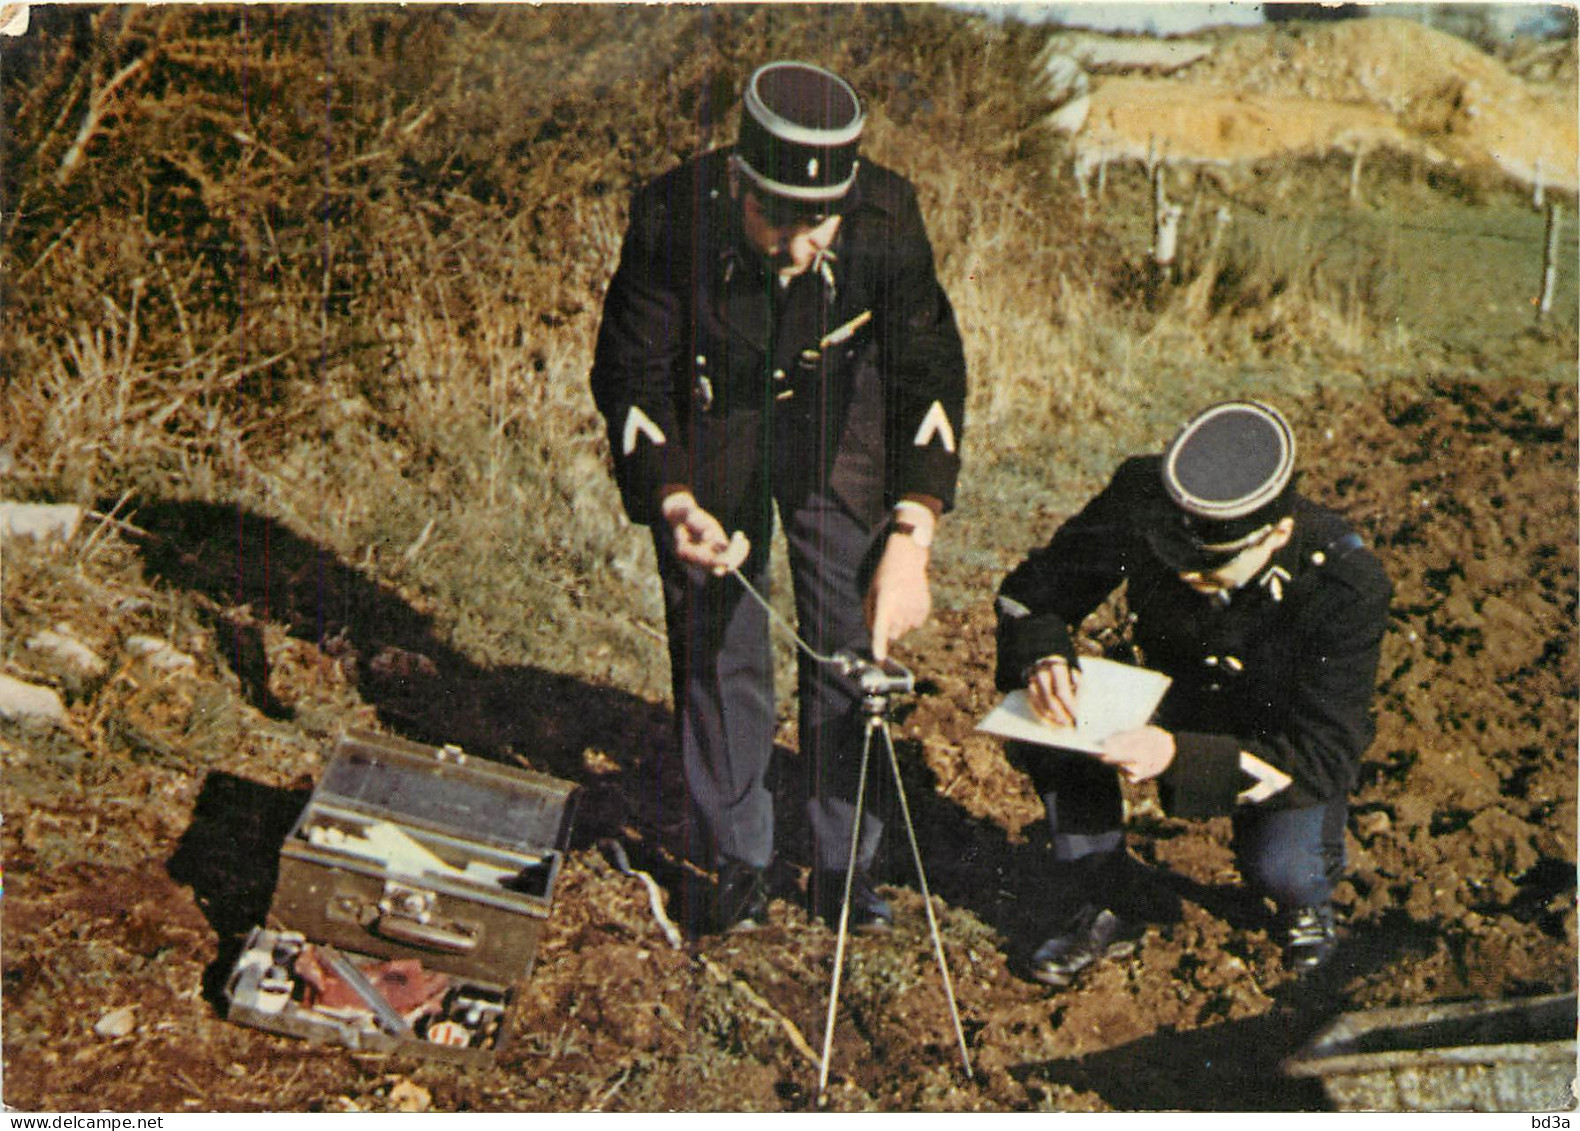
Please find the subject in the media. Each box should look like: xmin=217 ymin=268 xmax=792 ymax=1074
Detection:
xmin=224 ymin=730 xmax=578 ymax=1064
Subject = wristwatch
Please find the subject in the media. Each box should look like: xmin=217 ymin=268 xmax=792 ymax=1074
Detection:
xmin=891 ymin=520 xmax=933 ymax=550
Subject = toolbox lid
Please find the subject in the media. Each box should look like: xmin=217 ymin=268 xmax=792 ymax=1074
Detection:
xmin=321 ymin=731 xmax=577 ymax=855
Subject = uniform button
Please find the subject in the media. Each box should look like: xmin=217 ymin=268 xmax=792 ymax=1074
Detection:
xmin=1224 ymin=656 xmax=1244 ymax=673
xmin=773 ymin=368 xmax=787 ymax=381
xmin=1204 ymin=656 xmax=1219 ymax=667
xmin=1311 ymin=551 xmax=1327 ymax=565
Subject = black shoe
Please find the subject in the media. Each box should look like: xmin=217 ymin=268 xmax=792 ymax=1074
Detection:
xmin=714 ymin=860 xmax=768 ymax=933
xmin=1030 ymin=904 xmax=1142 ymax=988
xmin=1281 ymin=904 xmax=1337 ymax=976
xmin=815 ymin=871 xmax=893 ymax=935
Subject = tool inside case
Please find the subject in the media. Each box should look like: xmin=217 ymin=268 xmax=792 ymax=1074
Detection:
xmin=226 ymin=926 xmax=511 ymax=1060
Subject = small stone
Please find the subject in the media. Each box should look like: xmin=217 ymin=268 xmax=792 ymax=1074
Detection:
xmin=0 ymin=502 xmax=83 ymax=544
xmin=0 ymin=674 xmax=66 ymax=725
xmin=94 ymin=1006 xmax=137 ymax=1039
xmin=369 ymin=646 xmax=437 ymax=680
xmin=388 ymin=1079 xmax=431 ymax=1113
xmin=126 ymin=635 xmax=196 ymax=672
xmin=26 ymin=627 xmax=108 ymax=678
xmin=1356 ymin=810 xmax=1392 ymax=838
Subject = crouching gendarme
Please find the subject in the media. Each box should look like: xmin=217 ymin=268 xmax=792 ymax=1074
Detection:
xmin=994 ymin=400 xmax=1392 ymax=986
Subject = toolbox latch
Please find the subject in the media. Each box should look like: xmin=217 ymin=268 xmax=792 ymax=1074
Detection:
xmin=374 ymin=881 xmax=480 ymax=954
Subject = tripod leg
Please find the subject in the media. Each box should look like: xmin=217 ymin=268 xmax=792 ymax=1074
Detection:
xmin=817 ymin=714 xmax=876 ymax=1097
xmin=879 ymin=720 xmax=974 ymax=1079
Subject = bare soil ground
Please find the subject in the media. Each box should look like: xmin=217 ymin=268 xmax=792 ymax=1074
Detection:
xmin=3 ymin=374 xmax=1574 ymax=1112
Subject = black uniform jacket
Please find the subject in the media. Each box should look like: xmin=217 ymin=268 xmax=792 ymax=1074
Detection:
xmin=995 ymin=456 xmax=1392 ymax=819
xmin=590 ymin=149 xmax=967 ymax=530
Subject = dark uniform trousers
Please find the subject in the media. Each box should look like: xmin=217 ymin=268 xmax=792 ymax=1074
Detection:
xmin=644 ymin=218 xmax=894 ymax=881
xmin=1021 ymin=746 xmax=1347 ymax=912
xmin=653 ymin=426 xmax=885 ymax=878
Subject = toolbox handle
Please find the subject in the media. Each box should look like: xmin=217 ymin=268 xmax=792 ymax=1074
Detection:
xmin=375 ymin=913 xmax=479 ymax=954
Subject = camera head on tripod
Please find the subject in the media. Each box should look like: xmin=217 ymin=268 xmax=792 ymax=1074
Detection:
xmin=831 ymin=650 xmax=915 ymax=699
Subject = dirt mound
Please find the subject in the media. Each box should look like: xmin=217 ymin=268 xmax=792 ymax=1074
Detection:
xmin=1078 ymin=76 xmax=1418 ymax=167
xmin=1062 ymin=18 xmax=1578 ymax=191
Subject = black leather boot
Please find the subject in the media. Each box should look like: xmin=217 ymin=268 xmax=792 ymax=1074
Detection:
xmin=1029 ymin=903 xmax=1143 ymax=987
xmin=1029 ymin=852 xmax=1141 ymax=987
xmin=714 ymin=860 xmax=769 ymax=933
xmin=815 ymin=870 xmax=893 ymax=935
xmin=1281 ymin=904 xmax=1338 ymax=976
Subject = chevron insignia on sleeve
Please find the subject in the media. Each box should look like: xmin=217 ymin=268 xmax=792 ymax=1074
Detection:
xmin=1237 ymin=751 xmax=1293 ymax=805
xmin=621 ymin=406 xmax=667 ymax=456
xmin=912 ymin=401 xmax=957 ymax=453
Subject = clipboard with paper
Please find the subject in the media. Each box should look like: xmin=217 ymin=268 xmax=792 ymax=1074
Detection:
xmin=976 ymin=655 xmax=1172 ymax=754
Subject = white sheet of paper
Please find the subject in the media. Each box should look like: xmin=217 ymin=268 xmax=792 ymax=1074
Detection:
xmin=309 ymin=820 xmax=528 ymax=886
xmin=975 ymin=656 xmax=1172 ymax=754
xmin=358 ymin=821 xmax=455 ymax=878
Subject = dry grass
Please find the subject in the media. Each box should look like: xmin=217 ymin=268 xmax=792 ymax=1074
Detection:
xmin=3 ymin=4 xmax=1563 ymax=682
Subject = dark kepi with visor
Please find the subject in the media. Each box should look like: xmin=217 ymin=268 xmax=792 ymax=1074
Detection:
xmin=1145 ymin=400 xmax=1298 ymax=572
xmin=733 ymin=60 xmax=864 ymax=224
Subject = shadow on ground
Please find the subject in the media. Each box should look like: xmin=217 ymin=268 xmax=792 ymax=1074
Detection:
xmin=166 ymin=771 xmax=312 ymax=1005
xmin=1011 ymin=909 xmax=1448 ymax=1111
xmin=1013 ymin=1004 xmax=1334 ymax=1111
xmin=135 ymin=500 xmax=1061 ymax=943
xmin=135 ymin=500 xmax=678 ymax=838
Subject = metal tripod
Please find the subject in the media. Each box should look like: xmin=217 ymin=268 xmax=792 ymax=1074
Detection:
xmin=817 ymin=655 xmax=973 ymax=1096
xmin=718 ymin=565 xmax=972 ymax=1094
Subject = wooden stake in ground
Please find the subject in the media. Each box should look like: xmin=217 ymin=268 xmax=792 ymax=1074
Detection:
xmin=1150 ymin=155 xmax=1183 ymax=293
xmin=1537 ymin=202 xmax=1562 ymax=325
xmin=1155 ymin=201 xmax=1184 ymax=280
